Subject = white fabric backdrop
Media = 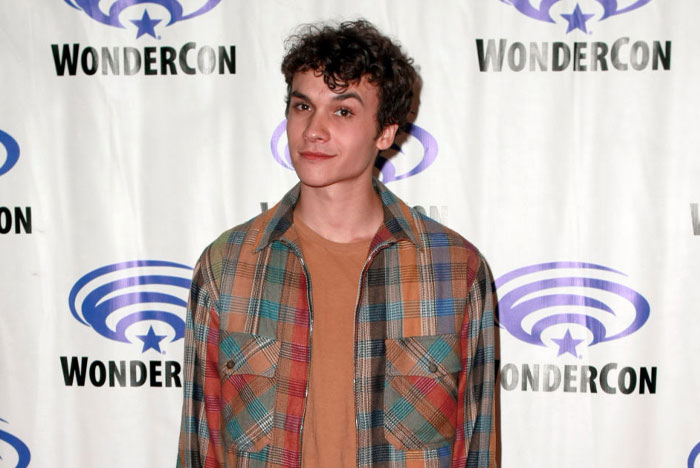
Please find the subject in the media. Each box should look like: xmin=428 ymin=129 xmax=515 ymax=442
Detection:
xmin=1 ymin=1 xmax=699 ymax=467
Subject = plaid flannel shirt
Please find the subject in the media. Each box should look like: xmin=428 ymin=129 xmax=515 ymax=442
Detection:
xmin=177 ymin=179 xmax=496 ymax=468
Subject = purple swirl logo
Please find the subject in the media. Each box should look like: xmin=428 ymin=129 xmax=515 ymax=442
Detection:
xmin=0 ymin=419 xmax=30 ymax=468
xmin=690 ymin=441 xmax=700 ymax=468
xmin=270 ymin=121 xmax=438 ymax=183
xmin=0 ymin=130 xmax=20 ymax=177
xmin=495 ymin=262 xmax=650 ymax=357
xmin=63 ymin=0 xmax=222 ymax=39
xmin=69 ymin=260 xmax=192 ymax=354
xmin=498 ymin=0 xmax=651 ymax=34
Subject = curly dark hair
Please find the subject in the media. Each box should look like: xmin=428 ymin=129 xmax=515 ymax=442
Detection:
xmin=281 ymin=19 xmax=419 ymax=132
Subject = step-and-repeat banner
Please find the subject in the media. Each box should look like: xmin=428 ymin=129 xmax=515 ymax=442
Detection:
xmin=1 ymin=1 xmax=699 ymax=467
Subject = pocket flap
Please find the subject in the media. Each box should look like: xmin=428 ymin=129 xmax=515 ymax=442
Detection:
xmin=220 ymin=332 xmax=281 ymax=378
xmin=386 ymin=334 xmax=461 ymax=377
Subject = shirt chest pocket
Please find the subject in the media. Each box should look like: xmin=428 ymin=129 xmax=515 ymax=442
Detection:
xmin=384 ymin=334 xmax=462 ymax=451
xmin=219 ymin=331 xmax=280 ymax=452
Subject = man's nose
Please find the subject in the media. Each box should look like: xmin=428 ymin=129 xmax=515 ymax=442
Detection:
xmin=303 ymin=111 xmax=330 ymax=142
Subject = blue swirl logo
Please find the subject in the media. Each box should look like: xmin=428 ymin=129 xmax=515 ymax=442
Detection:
xmin=498 ymin=0 xmax=651 ymax=34
xmin=495 ymin=262 xmax=650 ymax=357
xmin=69 ymin=260 xmax=192 ymax=353
xmin=0 ymin=419 xmax=30 ymax=468
xmin=0 ymin=130 xmax=20 ymax=177
xmin=63 ymin=0 xmax=222 ymax=38
xmin=270 ymin=121 xmax=438 ymax=183
xmin=690 ymin=441 xmax=700 ymax=468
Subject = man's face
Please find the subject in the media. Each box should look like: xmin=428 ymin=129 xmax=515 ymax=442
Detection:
xmin=286 ymin=70 xmax=397 ymax=190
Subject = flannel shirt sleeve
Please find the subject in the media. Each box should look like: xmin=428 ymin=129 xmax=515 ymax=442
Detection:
xmin=177 ymin=252 xmax=226 ymax=468
xmin=453 ymin=256 xmax=497 ymax=468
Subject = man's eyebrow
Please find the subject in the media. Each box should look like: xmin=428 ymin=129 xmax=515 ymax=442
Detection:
xmin=333 ymin=92 xmax=364 ymax=105
xmin=290 ymin=90 xmax=364 ymax=105
xmin=290 ymin=90 xmax=309 ymax=100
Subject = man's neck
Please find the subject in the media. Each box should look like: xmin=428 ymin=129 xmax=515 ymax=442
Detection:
xmin=294 ymin=178 xmax=383 ymax=244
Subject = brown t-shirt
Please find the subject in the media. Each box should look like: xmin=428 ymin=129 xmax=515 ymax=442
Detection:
xmin=294 ymin=215 xmax=372 ymax=468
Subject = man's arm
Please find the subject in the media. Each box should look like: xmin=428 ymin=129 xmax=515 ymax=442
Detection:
xmin=177 ymin=253 xmax=226 ymax=468
xmin=453 ymin=256 xmax=497 ymax=468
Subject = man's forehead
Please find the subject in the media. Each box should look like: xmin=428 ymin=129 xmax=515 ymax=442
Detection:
xmin=291 ymin=70 xmax=378 ymax=98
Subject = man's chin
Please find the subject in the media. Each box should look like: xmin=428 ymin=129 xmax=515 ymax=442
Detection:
xmin=292 ymin=165 xmax=332 ymax=188
xmin=295 ymin=172 xmax=355 ymax=189
xmin=296 ymin=175 xmax=337 ymax=189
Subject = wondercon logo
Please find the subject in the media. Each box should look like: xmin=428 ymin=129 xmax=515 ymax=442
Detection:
xmin=69 ymin=260 xmax=192 ymax=354
xmin=498 ymin=0 xmax=652 ymax=34
xmin=270 ymin=121 xmax=438 ymax=183
xmin=0 ymin=130 xmax=20 ymax=177
xmin=495 ymin=262 xmax=650 ymax=357
xmin=690 ymin=441 xmax=700 ymax=468
xmin=0 ymin=419 xmax=30 ymax=468
xmin=63 ymin=0 xmax=222 ymax=39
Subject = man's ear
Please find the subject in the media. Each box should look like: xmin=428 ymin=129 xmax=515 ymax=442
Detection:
xmin=375 ymin=123 xmax=399 ymax=151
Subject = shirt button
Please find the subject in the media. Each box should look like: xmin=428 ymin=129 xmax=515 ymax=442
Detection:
xmin=226 ymin=360 xmax=235 ymax=369
xmin=428 ymin=362 xmax=438 ymax=373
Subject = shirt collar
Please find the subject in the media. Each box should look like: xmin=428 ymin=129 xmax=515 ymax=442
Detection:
xmin=254 ymin=178 xmax=422 ymax=252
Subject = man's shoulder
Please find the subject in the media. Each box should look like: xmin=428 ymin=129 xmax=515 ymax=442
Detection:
xmin=407 ymin=206 xmax=481 ymax=259
xmin=196 ymin=208 xmax=277 ymax=287
xmin=407 ymin=208 xmax=489 ymax=296
xmin=209 ymin=209 xmax=271 ymax=252
xmin=376 ymin=178 xmax=481 ymax=261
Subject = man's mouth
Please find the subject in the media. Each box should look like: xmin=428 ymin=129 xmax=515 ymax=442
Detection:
xmin=299 ymin=151 xmax=335 ymax=160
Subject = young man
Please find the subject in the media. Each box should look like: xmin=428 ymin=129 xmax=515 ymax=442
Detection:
xmin=177 ymin=20 xmax=496 ymax=468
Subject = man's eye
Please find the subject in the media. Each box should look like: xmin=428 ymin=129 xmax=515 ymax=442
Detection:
xmin=294 ymin=103 xmax=310 ymax=111
xmin=334 ymin=108 xmax=352 ymax=117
